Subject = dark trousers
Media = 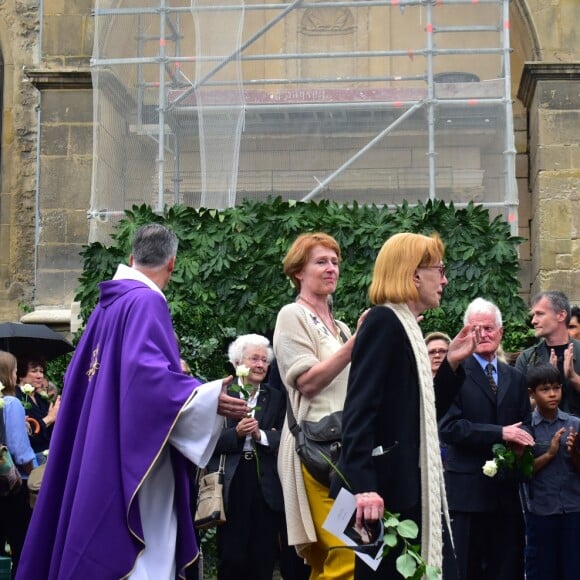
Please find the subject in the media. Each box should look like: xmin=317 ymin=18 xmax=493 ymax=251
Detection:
xmin=278 ymin=513 xmax=310 ymax=580
xmin=216 ymin=456 xmax=280 ymax=580
xmin=354 ymin=505 xmax=458 ymax=580
xmin=451 ymin=511 xmax=525 ymax=580
xmin=525 ymin=511 xmax=580 ymax=580
xmin=0 ymin=483 xmax=32 ymax=579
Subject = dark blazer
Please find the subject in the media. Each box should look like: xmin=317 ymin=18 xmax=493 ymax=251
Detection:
xmin=332 ymin=306 xmax=465 ymax=512
xmin=207 ymin=383 xmax=285 ymax=512
xmin=16 ymin=388 xmax=53 ymax=453
xmin=438 ymin=355 xmax=531 ymax=513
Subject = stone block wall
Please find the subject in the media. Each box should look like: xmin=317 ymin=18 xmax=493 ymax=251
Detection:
xmin=518 ymin=64 xmax=580 ymax=304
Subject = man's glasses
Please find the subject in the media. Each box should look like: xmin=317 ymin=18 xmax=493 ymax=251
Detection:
xmin=427 ymin=348 xmax=448 ymax=357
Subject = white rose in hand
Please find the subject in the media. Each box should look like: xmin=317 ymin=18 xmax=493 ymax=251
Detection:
xmin=21 ymin=383 xmax=35 ymax=395
xmin=235 ymin=365 xmax=250 ymax=378
xmin=482 ymin=459 xmax=498 ymax=478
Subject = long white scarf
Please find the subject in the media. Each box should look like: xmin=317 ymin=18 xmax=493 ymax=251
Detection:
xmin=383 ymin=302 xmax=448 ymax=572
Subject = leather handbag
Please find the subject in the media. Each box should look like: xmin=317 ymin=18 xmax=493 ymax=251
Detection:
xmin=285 ymin=391 xmax=342 ymax=487
xmin=0 ymin=410 xmax=23 ymax=496
xmin=194 ymin=453 xmax=226 ymax=530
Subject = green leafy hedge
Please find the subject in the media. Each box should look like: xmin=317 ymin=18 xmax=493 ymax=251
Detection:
xmin=70 ymin=198 xmax=533 ymax=380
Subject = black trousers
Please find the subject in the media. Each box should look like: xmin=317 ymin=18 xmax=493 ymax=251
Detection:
xmin=216 ymin=456 xmax=280 ymax=580
xmin=354 ymin=504 xmax=458 ymax=580
xmin=450 ymin=511 xmax=525 ymax=580
xmin=0 ymin=482 xmax=32 ymax=579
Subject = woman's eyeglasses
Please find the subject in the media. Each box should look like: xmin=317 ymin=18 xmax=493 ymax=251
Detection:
xmin=244 ymin=355 xmax=269 ymax=365
xmin=421 ymin=264 xmax=446 ymax=278
xmin=427 ymin=348 xmax=448 ymax=357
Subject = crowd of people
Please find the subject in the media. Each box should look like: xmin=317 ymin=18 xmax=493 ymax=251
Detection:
xmin=1 ymin=223 xmax=579 ymax=580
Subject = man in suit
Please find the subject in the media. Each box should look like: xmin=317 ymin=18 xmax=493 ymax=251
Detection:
xmin=439 ymin=298 xmax=534 ymax=580
xmin=206 ymin=334 xmax=286 ymax=580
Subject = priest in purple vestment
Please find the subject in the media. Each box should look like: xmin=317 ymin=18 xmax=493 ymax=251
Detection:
xmin=17 ymin=224 xmax=249 ymax=580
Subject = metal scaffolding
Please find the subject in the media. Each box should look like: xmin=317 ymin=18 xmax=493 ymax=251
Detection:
xmin=90 ymin=0 xmax=518 ymax=240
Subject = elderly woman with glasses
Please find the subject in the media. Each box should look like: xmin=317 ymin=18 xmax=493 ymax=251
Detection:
xmin=205 ymin=334 xmax=285 ymax=580
xmin=332 ymin=232 xmax=480 ymax=580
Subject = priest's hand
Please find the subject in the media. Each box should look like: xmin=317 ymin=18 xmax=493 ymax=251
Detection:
xmin=218 ymin=377 xmax=249 ymax=418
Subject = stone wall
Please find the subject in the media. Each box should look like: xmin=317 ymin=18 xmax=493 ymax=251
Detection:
xmin=518 ymin=64 xmax=580 ymax=304
xmin=0 ymin=0 xmax=41 ymax=321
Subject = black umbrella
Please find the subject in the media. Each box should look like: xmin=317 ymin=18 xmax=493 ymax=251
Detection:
xmin=0 ymin=322 xmax=74 ymax=361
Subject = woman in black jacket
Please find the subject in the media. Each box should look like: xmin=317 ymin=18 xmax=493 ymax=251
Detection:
xmin=334 ymin=232 xmax=479 ymax=579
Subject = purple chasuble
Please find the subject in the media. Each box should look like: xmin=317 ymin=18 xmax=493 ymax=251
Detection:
xmin=17 ymin=279 xmax=202 ymax=579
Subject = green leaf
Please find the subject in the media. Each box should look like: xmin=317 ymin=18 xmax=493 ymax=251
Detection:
xmin=396 ymin=553 xmax=418 ymax=578
xmin=383 ymin=531 xmax=398 ymax=548
xmin=397 ymin=519 xmax=419 ymax=539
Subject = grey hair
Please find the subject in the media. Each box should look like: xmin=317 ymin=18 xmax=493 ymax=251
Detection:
xmin=463 ymin=297 xmax=503 ymax=327
xmin=227 ymin=334 xmax=274 ymax=366
xmin=132 ymin=224 xmax=178 ymax=269
xmin=531 ymin=290 xmax=571 ymax=324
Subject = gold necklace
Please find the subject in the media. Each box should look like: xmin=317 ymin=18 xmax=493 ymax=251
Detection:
xmin=297 ymin=295 xmax=339 ymax=338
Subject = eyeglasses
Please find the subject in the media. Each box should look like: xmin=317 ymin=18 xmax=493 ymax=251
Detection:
xmin=421 ymin=264 xmax=446 ymax=277
xmin=244 ymin=355 xmax=269 ymax=365
xmin=427 ymin=348 xmax=448 ymax=357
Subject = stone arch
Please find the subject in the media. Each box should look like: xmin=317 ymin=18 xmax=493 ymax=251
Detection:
xmin=511 ymin=0 xmax=542 ymax=62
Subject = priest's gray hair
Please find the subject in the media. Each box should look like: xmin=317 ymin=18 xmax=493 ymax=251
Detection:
xmin=132 ymin=224 xmax=179 ymax=268
xmin=463 ymin=297 xmax=503 ymax=328
xmin=228 ymin=334 xmax=274 ymax=366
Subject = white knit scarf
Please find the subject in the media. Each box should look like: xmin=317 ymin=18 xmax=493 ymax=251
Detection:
xmin=383 ymin=302 xmax=448 ymax=572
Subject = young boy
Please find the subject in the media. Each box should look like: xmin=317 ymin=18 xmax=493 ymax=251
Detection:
xmin=524 ymin=364 xmax=580 ymax=580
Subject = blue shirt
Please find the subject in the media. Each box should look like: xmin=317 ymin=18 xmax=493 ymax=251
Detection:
xmin=2 ymin=395 xmax=37 ymax=477
xmin=473 ymin=352 xmax=498 ymax=384
xmin=525 ymin=408 xmax=580 ymax=516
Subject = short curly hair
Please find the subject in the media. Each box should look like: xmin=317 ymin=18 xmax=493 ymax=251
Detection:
xmin=227 ymin=334 xmax=274 ymax=366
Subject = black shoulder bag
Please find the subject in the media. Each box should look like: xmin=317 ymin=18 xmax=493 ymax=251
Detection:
xmin=285 ymin=391 xmax=342 ymax=488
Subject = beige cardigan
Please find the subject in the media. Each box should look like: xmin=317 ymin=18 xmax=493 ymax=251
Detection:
xmin=273 ymin=302 xmax=351 ymax=558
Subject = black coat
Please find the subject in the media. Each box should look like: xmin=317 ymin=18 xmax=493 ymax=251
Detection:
xmin=332 ymin=306 xmax=464 ymax=511
xmin=438 ymin=355 xmax=531 ymax=513
xmin=207 ymin=383 xmax=285 ymax=512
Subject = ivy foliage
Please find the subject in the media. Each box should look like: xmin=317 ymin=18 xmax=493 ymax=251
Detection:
xmin=72 ymin=198 xmax=532 ymax=380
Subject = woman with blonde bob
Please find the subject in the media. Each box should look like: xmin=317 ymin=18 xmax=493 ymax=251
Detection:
xmin=274 ymin=232 xmax=367 ymax=580
xmin=332 ymin=232 xmax=480 ymax=579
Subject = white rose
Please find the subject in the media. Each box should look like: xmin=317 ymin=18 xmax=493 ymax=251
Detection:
xmin=0 ymin=380 xmax=4 ymax=392
xmin=236 ymin=365 xmax=250 ymax=378
xmin=482 ymin=459 xmax=498 ymax=478
xmin=21 ymin=383 xmax=35 ymax=395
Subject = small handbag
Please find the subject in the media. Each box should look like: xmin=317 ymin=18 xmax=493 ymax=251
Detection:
xmin=194 ymin=452 xmax=226 ymax=530
xmin=285 ymin=391 xmax=342 ymax=487
xmin=0 ymin=410 xmax=23 ymax=497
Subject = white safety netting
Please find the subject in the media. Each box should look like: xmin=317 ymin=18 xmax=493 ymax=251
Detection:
xmin=90 ymin=0 xmax=517 ymax=242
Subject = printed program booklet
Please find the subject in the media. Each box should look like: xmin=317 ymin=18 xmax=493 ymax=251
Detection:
xmin=322 ymin=488 xmax=384 ymax=570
